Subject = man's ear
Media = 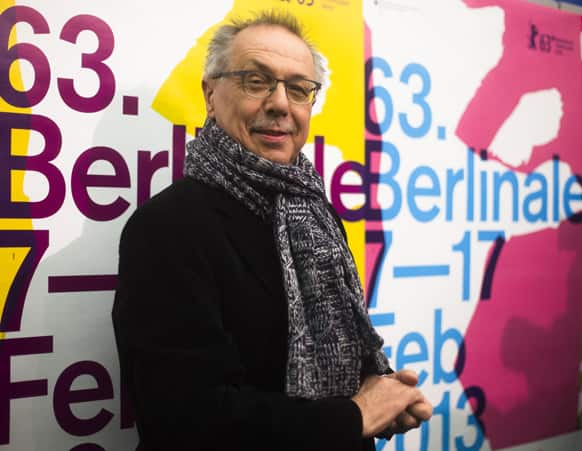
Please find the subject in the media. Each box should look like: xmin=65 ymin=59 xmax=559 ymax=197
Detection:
xmin=202 ymin=79 xmax=216 ymax=118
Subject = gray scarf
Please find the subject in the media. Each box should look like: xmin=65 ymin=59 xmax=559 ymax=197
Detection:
xmin=184 ymin=119 xmax=389 ymax=399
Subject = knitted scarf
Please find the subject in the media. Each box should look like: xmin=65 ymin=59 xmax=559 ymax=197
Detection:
xmin=184 ymin=119 xmax=389 ymax=399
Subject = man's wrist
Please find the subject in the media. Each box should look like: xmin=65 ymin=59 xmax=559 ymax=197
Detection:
xmin=350 ymin=394 xmax=370 ymax=437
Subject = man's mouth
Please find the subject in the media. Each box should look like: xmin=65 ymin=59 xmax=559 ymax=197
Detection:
xmin=252 ymin=128 xmax=289 ymax=137
xmin=250 ymin=128 xmax=292 ymax=144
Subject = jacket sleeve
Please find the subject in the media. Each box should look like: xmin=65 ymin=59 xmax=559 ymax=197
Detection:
xmin=112 ymin=208 xmax=369 ymax=451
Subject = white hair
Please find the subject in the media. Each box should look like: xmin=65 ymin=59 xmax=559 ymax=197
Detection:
xmin=204 ymin=10 xmax=327 ymax=85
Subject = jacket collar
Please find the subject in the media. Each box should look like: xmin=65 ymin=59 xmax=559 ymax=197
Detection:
xmin=206 ymin=186 xmax=283 ymax=299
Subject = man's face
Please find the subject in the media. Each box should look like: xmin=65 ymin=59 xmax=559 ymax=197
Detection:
xmin=203 ymin=25 xmax=316 ymax=165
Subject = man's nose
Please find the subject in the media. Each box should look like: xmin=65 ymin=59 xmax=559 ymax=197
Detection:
xmin=264 ymin=81 xmax=289 ymax=116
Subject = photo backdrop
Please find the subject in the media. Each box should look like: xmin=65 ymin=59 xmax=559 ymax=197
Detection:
xmin=1 ymin=0 xmax=581 ymax=450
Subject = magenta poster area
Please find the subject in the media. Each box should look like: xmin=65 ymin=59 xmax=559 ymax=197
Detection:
xmin=1 ymin=1 xmax=581 ymax=450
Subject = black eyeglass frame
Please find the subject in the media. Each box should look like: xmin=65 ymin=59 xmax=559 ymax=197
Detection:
xmin=210 ymin=70 xmax=322 ymax=105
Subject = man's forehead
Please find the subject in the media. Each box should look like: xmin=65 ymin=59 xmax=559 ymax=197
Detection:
xmin=229 ymin=25 xmax=314 ymax=75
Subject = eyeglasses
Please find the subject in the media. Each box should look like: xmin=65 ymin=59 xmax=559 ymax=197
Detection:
xmin=210 ymin=70 xmax=321 ymax=105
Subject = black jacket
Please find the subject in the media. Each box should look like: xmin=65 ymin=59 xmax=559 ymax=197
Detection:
xmin=112 ymin=177 xmax=374 ymax=451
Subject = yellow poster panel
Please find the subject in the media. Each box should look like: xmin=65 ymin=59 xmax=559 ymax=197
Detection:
xmin=1 ymin=0 xmax=33 ymax=339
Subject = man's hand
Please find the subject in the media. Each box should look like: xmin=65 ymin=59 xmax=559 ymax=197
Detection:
xmin=351 ymin=370 xmax=433 ymax=438
xmin=384 ymin=370 xmax=433 ymax=434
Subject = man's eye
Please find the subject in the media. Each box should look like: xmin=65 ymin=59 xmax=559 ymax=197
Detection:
xmin=246 ymin=73 xmax=269 ymax=85
xmin=287 ymin=84 xmax=309 ymax=96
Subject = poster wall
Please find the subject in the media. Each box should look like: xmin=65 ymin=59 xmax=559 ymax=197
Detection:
xmin=364 ymin=1 xmax=582 ymax=451
xmin=0 ymin=0 xmax=581 ymax=450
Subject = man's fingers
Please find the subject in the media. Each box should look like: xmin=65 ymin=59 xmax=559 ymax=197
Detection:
xmin=392 ymin=369 xmax=419 ymax=387
xmin=400 ymin=412 xmax=420 ymax=429
xmin=407 ymin=400 xmax=433 ymax=421
xmin=392 ymin=411 xmax=420 ymax=433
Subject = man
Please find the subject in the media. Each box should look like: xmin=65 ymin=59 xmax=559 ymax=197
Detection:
xmin=113 ymin=11 xmax=431 ymax=451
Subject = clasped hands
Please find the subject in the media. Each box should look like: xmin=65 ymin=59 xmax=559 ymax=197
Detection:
xmin=351 ymin=369 xmax=433 ymax=438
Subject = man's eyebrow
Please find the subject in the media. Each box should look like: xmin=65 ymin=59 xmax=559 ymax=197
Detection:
xmin=243 ymin=59 xmax=312 ymax=80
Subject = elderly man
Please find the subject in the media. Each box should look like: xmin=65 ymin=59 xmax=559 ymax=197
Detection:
xmin=113 ymin=11 xmax=431 ymax=451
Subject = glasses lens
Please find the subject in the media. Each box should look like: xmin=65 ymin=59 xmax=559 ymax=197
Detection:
xmin=286 ymin=81 xmax=314 ymax=104
xmin=242 ymin=72 xmax=272 ymax=97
